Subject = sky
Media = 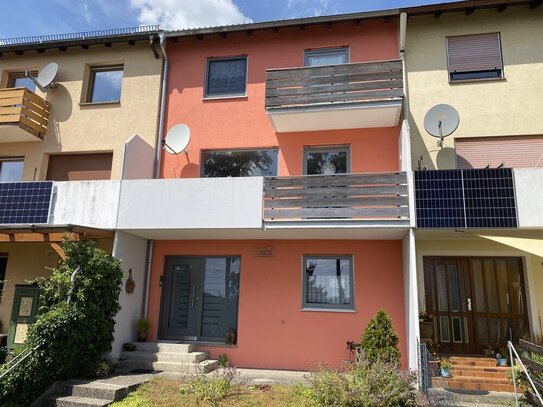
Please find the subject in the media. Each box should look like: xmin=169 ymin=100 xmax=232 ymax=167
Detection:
xmin=0 ymin=0 xmax=458 ymax=39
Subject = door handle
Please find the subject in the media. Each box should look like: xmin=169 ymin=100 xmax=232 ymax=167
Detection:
xmin=467 ymin=298 xmax=472 ymax=311
xmin=191 ymin=284 xmax=196 ymax=308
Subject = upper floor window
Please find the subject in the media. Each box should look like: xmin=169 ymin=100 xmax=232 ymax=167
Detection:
xmin=0 ymin=158 xmax=24 ymax=182
xmin=201 ymin=149 xmax=278 ymax=178
xmin=304 ymin=47 xmax=349 ymax=67
xmin=8 ymin=72 xmax=37 ymax=92
xmin=87 ymin=65 xmax=123 ymax=103
xmin=304 ymin=146 xmax=350 ymax=175
xmin=46 ymin=153 xmax=113 ymax=181
xmin=446 ymin=33 xmax=503 ymax=82
xmin=205 ymin=57 xmax=247 ymax=98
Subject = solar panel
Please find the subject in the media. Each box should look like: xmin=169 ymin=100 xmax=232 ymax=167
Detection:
xmin=0 ymin=182 xmax=53 ymax=224
xmin=414 ymin=169 xmax=517 ymax=229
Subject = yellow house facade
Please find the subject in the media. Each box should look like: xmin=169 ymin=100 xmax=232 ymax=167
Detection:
xmin=405 ymin=1 xmax=543 ymax=358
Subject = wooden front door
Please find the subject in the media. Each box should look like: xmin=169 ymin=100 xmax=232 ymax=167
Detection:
xmin=8 ymin=285 xmax=41 ymax=350
xmin=424 ymin=257 xmax=528 ymax=354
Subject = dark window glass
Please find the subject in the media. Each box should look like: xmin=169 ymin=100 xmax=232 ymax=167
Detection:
xmin=88 ymin=66 xmax=123 ymax=103
xmin=201 ymin=257 xmax=240 ymax=342
xmin=0 ymin=256 xmax=7 ymax=299
xmin=304 ymin=147 xmax=349 ymax=175
xmin=305 ymin=48 xmax=349 ymax=67
xmin=450 ymin=70 xmax=502 ymax=81
xmin=202 ymin=149 xmax=278 ymax=177
xmin=206 ymin=57 xmax=247 ymax=97
xmin=0 ymin=159 xmax=24 ymax=182
xmin=304 ymin=256 xmax=354 ymax=309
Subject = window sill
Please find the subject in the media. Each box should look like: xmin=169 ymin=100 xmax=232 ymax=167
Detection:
xmin=300 ymin=307 xmax=357 ymax=313
xmin=79 ymin=101 xmax=121 ymax=107
xmin=202 ymin=95 xmax=248 ymax=101
xmin=448 ymin=77 xmax=506 ymax=85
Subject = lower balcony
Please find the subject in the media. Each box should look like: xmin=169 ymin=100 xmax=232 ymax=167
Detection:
xmin=0 ymin=87 xmax=49 ymax=142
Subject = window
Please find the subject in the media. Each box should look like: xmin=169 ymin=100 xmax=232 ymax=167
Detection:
xmin=446 ymin=33 xmax=503 ymax=82
xmin=303 ymin=255 xmax=354 ymax=310
xmin=46 ymin=153 xmax=113 ymax=181
xmin=0 ymin=255 xmax=7 ymax=301
xmin=205 ymin=57 xmax=247 ymax=98
xmin=304 ymin=146 xmax=350 ymax=175
xmin=87 ymin=65 xmax=123 ymax=103
xmin=8 ymin=72 xmax=37 ymax=92
xmin=202 ymin=149 xmax=278 ymax=177
xmin=0 ymin=158 xmax=24 ymax=182
xmin=304 ymin=47 xmax=349 ymax=67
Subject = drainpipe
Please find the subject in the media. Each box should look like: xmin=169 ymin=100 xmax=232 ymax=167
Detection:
xmin=399 ymin=12 xmax=408 ymax=115
xmin=154 ymin=32 xmax=168 ymax=179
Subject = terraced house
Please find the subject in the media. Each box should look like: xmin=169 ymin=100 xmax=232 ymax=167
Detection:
xmin=0 ymin=0 xmax=542 ymax=394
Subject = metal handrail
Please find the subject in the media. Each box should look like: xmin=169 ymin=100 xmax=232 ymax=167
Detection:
xmin=0 ymin=25 xmax=160 ymax=46
xmin=508 ymin=340 xmax=543 ymax=406
xmin=0 ymin=344 xmax=42 ymax=381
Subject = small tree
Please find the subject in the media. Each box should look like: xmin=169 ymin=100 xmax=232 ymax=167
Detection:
xmin=360 ymin=309 xmax=401 ymax=366
xmin=0 ymin=239 xmax=123 ymax=406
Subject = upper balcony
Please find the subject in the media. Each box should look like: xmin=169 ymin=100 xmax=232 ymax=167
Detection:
xmin=0 ymin=87 xmax=49 ymax=142
xmin=265 ymin=60 xmax=403 ymax=133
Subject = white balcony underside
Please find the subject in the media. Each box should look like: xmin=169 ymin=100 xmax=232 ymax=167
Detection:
xmin=0 ymin=124 xmax=42 ymax=142
xmin=267 ymin=101 xmax=403 ymax=133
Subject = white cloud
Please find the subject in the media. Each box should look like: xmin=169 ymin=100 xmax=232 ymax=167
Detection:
xmin=286 ymin=0 xmax=333 ymax=17
xmin=129 ymin=0 xmax=252 ymax=30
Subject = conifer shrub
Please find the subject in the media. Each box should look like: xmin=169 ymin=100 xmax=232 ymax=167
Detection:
xmin=0 ymin=239 xmax=123 ymax=407
xmin=360 ymin=309 xmax=401 ymax=366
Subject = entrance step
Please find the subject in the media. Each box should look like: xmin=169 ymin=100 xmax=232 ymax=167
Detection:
xmin=116 ymin=342 xmax=218 ymax=374
xmin=439 ymin=356 xmax=515 ymax=392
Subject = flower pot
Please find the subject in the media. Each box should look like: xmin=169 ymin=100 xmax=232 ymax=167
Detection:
xmin=136 ymin=331 xmax=148 ymax=342
xmin=440 ymin=367 xmax=450 ymax=377
xmin=497 ymin=358 xmax=508 ymax=366
xmin=420 ymin=321 xmax=434 ymax=340
xmin=123 ymin=343 xmax=136 ymax=352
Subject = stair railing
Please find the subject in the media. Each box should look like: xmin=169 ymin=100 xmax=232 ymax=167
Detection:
xmin=508 ymin=340 xmax=543 ymax=406
xmin=0 ymin=344 xmax=42 ymax=381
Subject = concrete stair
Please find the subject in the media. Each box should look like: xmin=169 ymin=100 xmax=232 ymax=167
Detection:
xmin=440 ymin=356 xmax=515 ymax=392
xmin=117 ymin=341 xmax=219 ymax=374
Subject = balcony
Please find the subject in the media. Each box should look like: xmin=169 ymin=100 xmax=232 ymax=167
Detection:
xmin=263 ymin=172 xmax=409 ymax=225
xmin=265 ymin=60 xmax=403 ymax=132
xmin=0 ymin=87 xmax=49 ymax=142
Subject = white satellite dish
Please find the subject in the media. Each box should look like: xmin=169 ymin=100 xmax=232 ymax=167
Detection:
xmin=26 ymin=62 xmax=59 ymax=92
xmin=163 ymin=124 xmax=190 ymax=155
xmin=424 ymin=104 xmax=460 ymax=148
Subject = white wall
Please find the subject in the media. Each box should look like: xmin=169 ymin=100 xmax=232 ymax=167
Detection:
xmin=51 ymin=181 xmax=121 ymax=229
xmin=110 ymin=231 xmax=149 ymax=358
xmin=399 ymin=119 xmax=412 ymax=172
xmin=116 ymin=177 xmax=264 ymax=230
xmin=514 ymin=168 xmax=543 ymax=228
xmin=402 ymin=229 xmax=419 ymax=371
xmin=121 ymin=134 xmax=155 ymax=180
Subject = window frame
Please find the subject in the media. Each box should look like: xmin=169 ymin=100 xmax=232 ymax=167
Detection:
xmin=303 ymin=145 xmax=351 ymax=175
xmin=446 ymin=33 xmax=505 ymax=84
xmin=200 ymin=147 xmax=279 ymax=178
xmin=301 ymin=254 xmax=355 ymax=311
xmin=7 ymin=71 xmax=38 ymax=90
xmin=0 ymin=157 xmax=25 ymax=182
xmin=204 ymin=55 xmax=248 ymax=99
xmin=85 ymin=64 xmax=124 ymax=104
xmin=304 ymin=46 xmax=350 ymax=67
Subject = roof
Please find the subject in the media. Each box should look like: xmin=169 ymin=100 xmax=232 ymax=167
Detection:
xmin=0 ymin=25 xmax=161 ymax=54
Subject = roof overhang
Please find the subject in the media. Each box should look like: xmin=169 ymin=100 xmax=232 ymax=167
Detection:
xmin=0 ymin=224 xmax=114 ymax=243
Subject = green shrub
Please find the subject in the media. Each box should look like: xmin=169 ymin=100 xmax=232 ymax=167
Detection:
xmin=360 ymin=309 xmax=401 ymax=366
xmin=0 ymin=239 xmax=123 ymax=407
xmin=136 ymin=318 xmax=152 ymax=334
xmin=303 ymin=358 xmax=416 ymax=407
xmin=179 ymin=366 xmax=238 ymax=406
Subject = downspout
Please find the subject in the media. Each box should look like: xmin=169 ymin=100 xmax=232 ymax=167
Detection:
xmin=399 ymin=12 xmax=408 ymax=115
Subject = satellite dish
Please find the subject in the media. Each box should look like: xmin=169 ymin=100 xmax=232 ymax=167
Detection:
xmin=26 ymin=63 xmax=59 ymax=93
xmin=163 ymin=124 xmax=190 ymax=155
xmin=424 ymin=104 xmax=460 ymax=148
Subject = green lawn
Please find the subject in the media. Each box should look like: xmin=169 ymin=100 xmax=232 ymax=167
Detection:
xmin=111 ymin=377 xmax=311 ymax=407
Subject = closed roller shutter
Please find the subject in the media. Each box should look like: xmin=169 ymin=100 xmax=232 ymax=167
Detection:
xmin=447 ymin=33 xmax=502 ymax=73
xmin=456 ymin=136 xmax=543 ymax=169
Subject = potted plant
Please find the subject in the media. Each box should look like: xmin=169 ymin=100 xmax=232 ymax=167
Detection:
xmin=496 ymin=348 xmax=509 ymax=366
xmin=136 ymin=318 xmax=152 ymax=342
xmin=440 ymin=357 xmax=452 ymax=377
xmin=419 ymin=311 xmax=434 ymax=340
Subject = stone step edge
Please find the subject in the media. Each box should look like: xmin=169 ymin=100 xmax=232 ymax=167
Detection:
xmin=52 ymin=395 xmax=111 ymax=406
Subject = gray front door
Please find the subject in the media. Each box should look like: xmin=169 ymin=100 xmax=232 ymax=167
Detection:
xmin=159 ymin=258 xmax=204 ymax=340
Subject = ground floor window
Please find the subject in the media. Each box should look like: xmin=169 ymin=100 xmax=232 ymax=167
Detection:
xmin=303 ymin=255 xmax=354 ymax=310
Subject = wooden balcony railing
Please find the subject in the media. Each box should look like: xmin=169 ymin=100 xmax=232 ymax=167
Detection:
xmin=263 ymin=172 xmax=408 ymax=221
xmin=265 ymin=60 xmax=403 ymax=111
xmin=0 ymin=87 xmax=49 ymax=139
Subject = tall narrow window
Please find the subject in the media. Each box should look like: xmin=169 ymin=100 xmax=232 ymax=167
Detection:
xmin=304 ymin=47 xmax=349 ymax=67
xmin=446 ymin=33 xmax=503 ymax=82
xmin=303 ymin=255 xmax=354 ymax=310
xmin=202 ymin=149 xmax=278 ymax=177
xmin=87 ymin=65 xmax=124 ymax=103
xmin=304 ymin=146 xmax=350 ymax=175
xmin=8 ymin=72 xmax=37 ymax=92
xmin=0 ymin=256 xmax=7 ymax=301
xmin=0 ymin=158 xmax=24 ymax=182
xmin=205 ymin=57 xmax=247 ymax=98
